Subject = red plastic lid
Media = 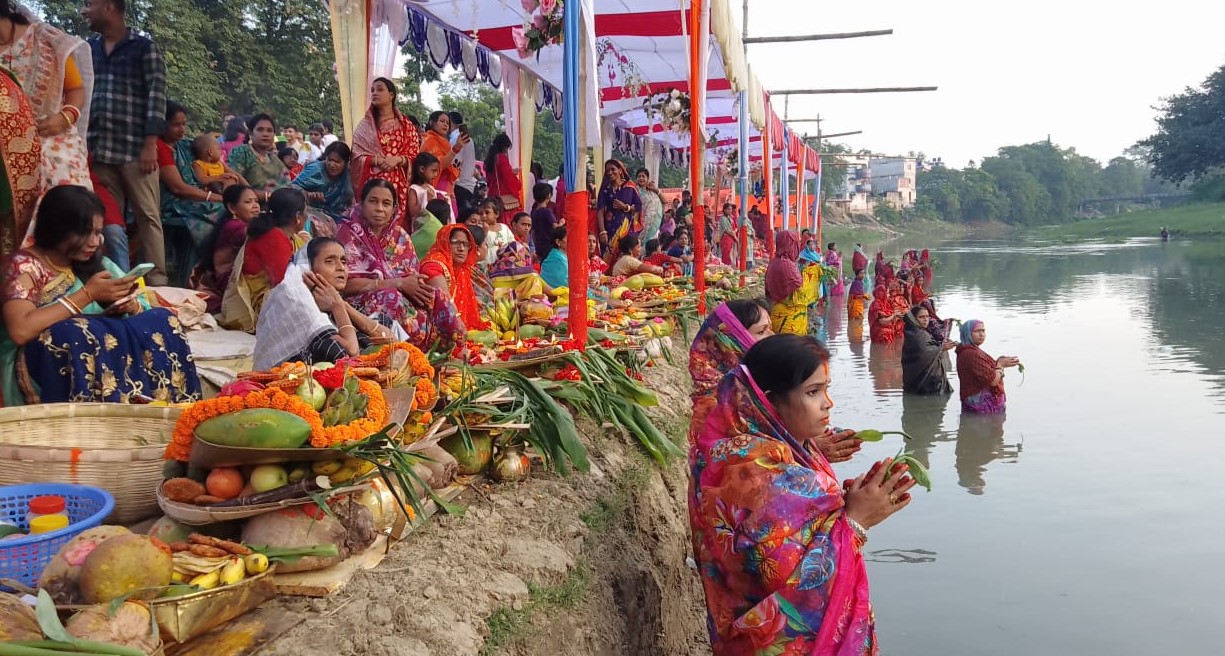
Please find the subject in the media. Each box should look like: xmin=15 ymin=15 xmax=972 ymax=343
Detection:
xmin=28 ymin=495 xmax=66 ymax=514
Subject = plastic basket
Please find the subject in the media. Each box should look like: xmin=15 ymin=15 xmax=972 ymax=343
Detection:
xmin=0 ymin=483 xmax=115 ymax=587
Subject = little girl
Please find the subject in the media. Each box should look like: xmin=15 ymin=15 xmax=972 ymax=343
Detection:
xmin=278 ymin=146 xmax=303 ymax=180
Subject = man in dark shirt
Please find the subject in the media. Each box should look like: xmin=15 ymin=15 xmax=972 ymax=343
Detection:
xmin=82 ymin=0 xmax=169 ymax=285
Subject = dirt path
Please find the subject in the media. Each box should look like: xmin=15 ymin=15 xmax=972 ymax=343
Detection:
xmin=261 ymin=344 xmax=709 ymax=656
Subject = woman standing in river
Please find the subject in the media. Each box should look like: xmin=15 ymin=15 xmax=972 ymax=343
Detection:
xmin=690 ymin=334 xmax=915 ymax=654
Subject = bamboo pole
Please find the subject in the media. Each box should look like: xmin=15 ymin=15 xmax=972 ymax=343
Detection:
xmin=772 ymin=86 xmax=938 ymax=95
xmin=743 ymin=29 xmax=893 ymax=44
xmin=561 ymin=0 xmax=587 ymax=345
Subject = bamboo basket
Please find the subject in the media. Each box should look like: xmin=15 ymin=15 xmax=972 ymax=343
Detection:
xmin=0 ymin=403 xmax=182 ymax=524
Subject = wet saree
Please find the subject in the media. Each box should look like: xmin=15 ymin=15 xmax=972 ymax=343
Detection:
xmin=1 ymin=252 xmax=200 ymax=405
xmin=867 ymin=287 xmax=896 ymax=345
xmin=687 ymin=303 xmax=756 ymax=444
xmin=901 ymin=312 xmax=952 ymax=396
xmin=825 ymin=249 xmax=845 ymax=296
xmin=847 ymin=278 xmax=871 ymax=322
xmin=690 ymin=366 xmax=876 ymax=655
xmin=956 ymin=321 xmax=1006 ymax=414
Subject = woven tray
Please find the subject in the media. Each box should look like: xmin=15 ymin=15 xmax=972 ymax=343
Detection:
xmin=0 ymin=403 xmax=182 ymax=524
xmin=156 ymin=479 xmax=369 ymax=525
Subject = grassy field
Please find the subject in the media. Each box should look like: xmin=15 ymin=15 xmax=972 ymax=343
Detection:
xmin=1035 ymin=203 xmax=1225 ymax=239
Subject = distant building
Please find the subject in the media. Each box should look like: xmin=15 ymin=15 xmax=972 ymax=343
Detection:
xmin=868 ymin=157 xmax=917 ymax=209
xmin=831 ymin=155 xmax=872 ymax=213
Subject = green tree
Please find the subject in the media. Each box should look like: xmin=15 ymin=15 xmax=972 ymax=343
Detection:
xmin=1141 ymin=62 xmax=1225 ymax=183
xmin=32 ymin=0 xmax=341 ymax=132
xmin=980 ymin=156 xmax=1051 ymax=225
xmin=1099 ymin=156 xmax=1145 ymax=198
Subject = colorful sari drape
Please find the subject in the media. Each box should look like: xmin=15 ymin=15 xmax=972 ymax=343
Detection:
xmin=162 ymin=138 xmax=224 ymax=247
xmin=228 ymin=144 xmax=290 ymax=196
xmin=292 ymin=159 xmax=354 ymax=224
xmin=956 ymin=320 xmax=1006 ymax=414
xmin=847 ymin=278 xmax=871 ymax=322
xmin=0 ymin=67 xmax=41 ymax=254
xmin=351 ymin=109 xmax=417 ymax=226
xmin=766 ymin=232 xmax=815 ymax=335
xmin=420 ymin=130 xmax=458 ymax=197
xmin=598 ymin=164 xmax=642 ymax=261
xmin=690 ymin=366 xmax=876 ymax=655
xmin=687 ymin=303 xmax=756 ymax=444
xmin=852 ymin=246 xmax=868 ymax=274
xmin=867 ymin=286 xmax=896 ymax=345
xmin=336 ymin=210 xmax=462 ymax=351
xmin=1 ymin=252 xmax=200 ymax=405
xmin=489 ymin=241 xmax=545 ymax=298
xmin=6 ymin=17 xmax=92 ymax=205
xmin=421 ymin=224 xmax=484 ymax=330
xmin=825 ymin=248 xmax=845 ymax=296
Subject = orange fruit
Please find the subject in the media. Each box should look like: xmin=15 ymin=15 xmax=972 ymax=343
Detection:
xmin=205 ymin=467 xmax=244 ymax=500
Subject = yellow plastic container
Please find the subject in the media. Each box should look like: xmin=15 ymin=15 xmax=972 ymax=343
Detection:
xmin=29 ymin=514 xmax=70 ymax=534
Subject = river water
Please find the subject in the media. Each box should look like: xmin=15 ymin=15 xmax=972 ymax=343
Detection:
xmin=820 ymin=238 xmax=1225 ymax=655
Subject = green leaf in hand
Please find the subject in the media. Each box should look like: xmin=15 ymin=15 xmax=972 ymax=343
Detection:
xmin=854 ymin=429 xmax=912 ymax=442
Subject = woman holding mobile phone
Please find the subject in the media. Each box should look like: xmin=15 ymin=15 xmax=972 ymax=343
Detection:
xmin=0 ymin=185 xmax=201 ymax=406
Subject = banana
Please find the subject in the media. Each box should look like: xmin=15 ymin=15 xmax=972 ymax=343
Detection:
xmin=219 ymin=557 xmax=246 ymax=586
xmin=171 ymin=570 xmax=185 ymax=583
xmin=190 ymin=570 xmax=221 ymax=590
xmin=312 ymin=460 xmax=343 ymax=475
xmin=244 ymin=553 xmax=270 ymax=575
xmin=329 ymin=465 xmax=359 ymax=485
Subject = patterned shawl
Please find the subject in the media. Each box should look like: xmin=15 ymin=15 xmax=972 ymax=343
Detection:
xmin=690 ymin=366 xmax=877 ymax=655
xmin=687 ymin=303 xmax=757 ymax=443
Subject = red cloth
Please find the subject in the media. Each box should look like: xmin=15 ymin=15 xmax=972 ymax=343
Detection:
xmin=868 ymin=285 xmax=896 ymax=344
xmin=719 ymin=233 xmax=736 ymax=266
xmin=156 ymin=139 xmax=174 ymax=167
xmin=350 ymin=109 xmax=418 ymax=226
xmin=486 ymin=153 xmax=522 ymax=223
xmin=88 ymin=165 xmax=125 ymax=228
xmin=420 ymin=224 xmax=485 ymax=330
xmin=241 ymin=229 xmax=293 ymax=286
xmin=765 ymin=230 xmax=802 ymax=303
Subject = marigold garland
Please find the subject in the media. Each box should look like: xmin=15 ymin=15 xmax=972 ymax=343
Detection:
xmin=414 ymin=376 xmax=438 ymax=411
xmin=361 ymin=342 xmax=435 ymax=380
xmin=164 ymin=380 xmax=390 ymax=460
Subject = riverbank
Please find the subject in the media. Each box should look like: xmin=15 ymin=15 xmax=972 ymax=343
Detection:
xmin=1034 ymin=202 xmax=1225 ymax=239
xmin=820 ymin=216 xmax=984 ymax=248
xmin=261 ymin=341 xmax=707 ymax=656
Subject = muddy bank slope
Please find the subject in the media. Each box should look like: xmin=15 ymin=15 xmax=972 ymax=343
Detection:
xmin=262 ymin=344 xmax=709 ymax=656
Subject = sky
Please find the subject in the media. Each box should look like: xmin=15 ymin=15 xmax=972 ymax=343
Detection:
xmin=737 ymin=0 xmax=1225 ymax=166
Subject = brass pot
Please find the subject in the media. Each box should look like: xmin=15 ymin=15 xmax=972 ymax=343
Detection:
xmin=492 ymin=443 xmax=531 ymax=483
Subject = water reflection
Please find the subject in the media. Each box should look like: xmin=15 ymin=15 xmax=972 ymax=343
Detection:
xmin=868 ymin=342 xmax=903 ymax=397
xmin=899 ymin=394 xmax=955 ymax=469
xmin=954 ymin=413 xmax=1021 ymax=496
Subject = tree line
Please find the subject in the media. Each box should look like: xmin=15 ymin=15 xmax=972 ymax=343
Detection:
xmin=1141 ymin=61 xmax=1225 ymax=202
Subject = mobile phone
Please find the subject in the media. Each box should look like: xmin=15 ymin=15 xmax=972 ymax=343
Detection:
xmin=124 ymin=263 xmax=155 ymax=279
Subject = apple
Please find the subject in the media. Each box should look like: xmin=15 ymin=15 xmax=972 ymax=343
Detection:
xmin=249 ymin=464 xmax=288 ymax=493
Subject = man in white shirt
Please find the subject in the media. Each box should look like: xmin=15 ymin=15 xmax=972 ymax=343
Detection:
xmin=448 ymin=111 xmax=478 ymax=214
xmin=283 ymin=124 xmax=321 ymax=164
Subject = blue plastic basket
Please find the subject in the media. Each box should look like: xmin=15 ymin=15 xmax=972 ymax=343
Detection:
xmin=0 ymin=483 xmax=115 ymax=587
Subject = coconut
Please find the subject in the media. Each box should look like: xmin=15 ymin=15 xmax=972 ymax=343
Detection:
xmin=78 ymin=534 xmax=173 ymax=604
xmin=0 ymin=594 xmax=41 ymax=641
xmin=66 ymin=602 xmax=160 ymax=653
xmin=38 ymin=525 xmax=132 ymax=604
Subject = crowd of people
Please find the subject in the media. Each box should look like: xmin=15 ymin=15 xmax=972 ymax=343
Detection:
xmin=0 ymin=0 xmax=773 ymax=408
xmin=687 ymin=236 xmax=1024 ymax=653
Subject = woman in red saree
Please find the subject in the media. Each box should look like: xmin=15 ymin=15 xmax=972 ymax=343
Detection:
xmin=691 ymin=334 xmax=915 ymax=655
xmin=0 ymin=65 xmax=41 ymax=256
xmin=420 ymin=111 xmax=462 ymax=208
xmin=484 ymin=133 xmax=522 ymax=224
xmin=421 ymin=223 xmax=484 ymax=331
xmin=350 ymin=77 xmax=417 ymax=225
xmin=868 ymin=285 xmax=899 ymax=344
xmin=956 ymin=320 xmax=1021 ymax=414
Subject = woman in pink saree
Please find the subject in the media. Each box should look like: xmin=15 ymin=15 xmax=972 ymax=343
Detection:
xmin=690 ymin=334 xmax=916 ymax=655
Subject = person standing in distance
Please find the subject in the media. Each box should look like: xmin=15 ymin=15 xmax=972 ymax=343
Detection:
xmin=81 ymin=0 xmax=169 ymax=285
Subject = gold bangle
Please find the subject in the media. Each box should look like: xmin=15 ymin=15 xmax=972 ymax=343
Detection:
xmin=57 ymin=297 xmax=80 ymax=315
xmin=338 ymin=324 xmax=357 ymax=334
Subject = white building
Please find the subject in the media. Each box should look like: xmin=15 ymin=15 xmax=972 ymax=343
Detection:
xmin=831 ymin=155 xmax=872 ymax=213
xmin=868 ymin=157 xmax=917 ymax=208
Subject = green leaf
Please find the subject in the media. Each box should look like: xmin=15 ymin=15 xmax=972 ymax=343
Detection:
xmin=35 ymin=590 xmax=73 ymax=643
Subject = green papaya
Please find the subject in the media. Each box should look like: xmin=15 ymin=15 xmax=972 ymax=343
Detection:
xmin=518 ymin=324 xmax=547 ymax=339
xmin=639 ymin=273 xmax=665 ymax=288
xmin=624 ymin=275 xmax=645 ymax=291
xmin=194 ymin=409 xmax=312 ymax=449
xmin=466 ymin=330 xmax=499 ymax=347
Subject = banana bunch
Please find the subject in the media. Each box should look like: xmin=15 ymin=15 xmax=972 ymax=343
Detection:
xmin=487 ymin=297 xmax=521 ymax=333
xmin=313 ymin=457 xmax=377 ymax=484
xmin=173 ymin=552 xmax=268 ymax=590
xmin=320 ymin=375 xmax=368 ymax=427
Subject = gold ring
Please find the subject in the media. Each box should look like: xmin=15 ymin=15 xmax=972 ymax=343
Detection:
xmin=889 ymin=495 xmax=897 ymax=504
